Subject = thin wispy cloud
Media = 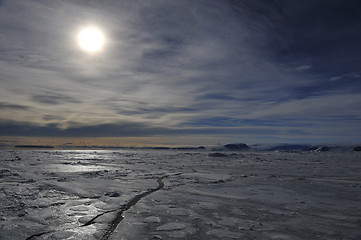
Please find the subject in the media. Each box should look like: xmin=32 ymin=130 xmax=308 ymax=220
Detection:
xmin=0 ymin=0 xmax=361 ymax=145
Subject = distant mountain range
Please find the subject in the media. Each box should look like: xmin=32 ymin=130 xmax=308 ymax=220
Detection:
xmin=212 ymin=143 xmax=361 ymax=152
xmin=0 ymin=143 xmax=360 ymax=152
xmin=249 ymin=143 xmax=361 ymax=152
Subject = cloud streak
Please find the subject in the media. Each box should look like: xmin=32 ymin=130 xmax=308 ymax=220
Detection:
xmin=0 ymin=0 xmax=361 ymax=144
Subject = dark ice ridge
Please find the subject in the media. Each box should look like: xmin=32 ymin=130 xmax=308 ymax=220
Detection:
xmin=26 ymin=176 xmax=168 ymax=240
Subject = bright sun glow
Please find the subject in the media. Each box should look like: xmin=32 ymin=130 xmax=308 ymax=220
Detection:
xmin=77 ymin=27 xmax=105 ymax=53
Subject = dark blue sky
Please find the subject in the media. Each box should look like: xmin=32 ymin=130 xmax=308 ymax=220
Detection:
xmin=0 ymin=0 xmax=360 ymax=145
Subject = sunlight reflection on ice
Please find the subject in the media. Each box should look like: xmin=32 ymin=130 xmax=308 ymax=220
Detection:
xmin=45 ymin=164 xmax=113 ymax=172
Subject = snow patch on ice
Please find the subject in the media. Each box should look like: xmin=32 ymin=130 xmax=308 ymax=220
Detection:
xmin=156 ymin=222 xmax=187 ymax=231
xmin=144 ymin=216 xmax=161 ymax=223
xmin=207 ymin=228 xmax=244 ymax=239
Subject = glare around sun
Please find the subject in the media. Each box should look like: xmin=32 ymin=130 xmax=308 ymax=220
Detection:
xmin=77 ymin=27 xmax=105 ymax=53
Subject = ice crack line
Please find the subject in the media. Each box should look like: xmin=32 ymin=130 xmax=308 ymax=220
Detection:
xmin=100 ymin=176 xmax=165 ymax=240
xmin=26 ymin=176 xmax=170 ymax=240
xmin=26 ymin=230 xmax=54 ymax=240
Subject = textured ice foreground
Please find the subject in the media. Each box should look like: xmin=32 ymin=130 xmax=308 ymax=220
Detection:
xmin=0 ymin=150 xmax=360 ymax=239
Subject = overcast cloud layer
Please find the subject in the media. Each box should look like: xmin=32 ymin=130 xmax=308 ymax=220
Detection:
xmin=1 ymin=0 xmax=361 ymax=145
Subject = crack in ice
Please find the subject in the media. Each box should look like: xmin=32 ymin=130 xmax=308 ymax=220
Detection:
xmin=100 ymin=176 xmax=166 ymax=240
xmin=25 ymin=176 xmax=168 ymax=240
xmin=26 ymin=230 xmax=55 ymax=240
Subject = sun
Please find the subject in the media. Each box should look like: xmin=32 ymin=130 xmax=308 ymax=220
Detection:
xmin=77 ymin=26 xmax=105 ymax=53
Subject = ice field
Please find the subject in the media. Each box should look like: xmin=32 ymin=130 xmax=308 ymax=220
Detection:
xmin=0 ymin=149 xmax=360 ymax=239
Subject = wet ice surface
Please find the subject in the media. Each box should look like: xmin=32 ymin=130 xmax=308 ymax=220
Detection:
xmin=0 ymin=150 xmax=361 ymax=239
